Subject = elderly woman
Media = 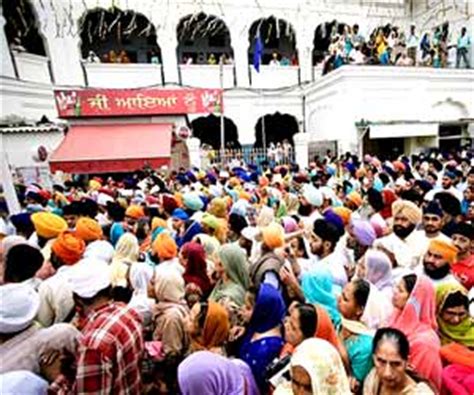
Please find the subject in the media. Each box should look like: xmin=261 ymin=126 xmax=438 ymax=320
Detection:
xmin=436 ymin=283 xmax=474 ymax=395
xmin=210 ymin=244 xmax=250 ymax=325
xmin=178 ymin=351 xmax=259 ymax=395
xmin=363 ymin=328 xmax=435 ymax=394
xmin=128 ymin=262 xmax=154 ymax=329
xmin=274 ymin=338 xmax=350 ymax=395
xmin=238 ymin=284 xmax=286 ymax=392
xmin=388 ymin=274 xmax=442 ymax=391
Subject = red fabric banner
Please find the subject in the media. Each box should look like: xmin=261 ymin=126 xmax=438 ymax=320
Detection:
xmin=54 ymin=88 xmax=223 ymax=117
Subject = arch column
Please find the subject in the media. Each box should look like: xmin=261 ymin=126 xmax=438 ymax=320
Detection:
xmin=46 ymin=35 xmax=84 ymax=85
xmin=158 ymin=31 xmax=179 ymax=84
xmin=0 ymin=12 xmax=16 ymax=78
xmin=229 ymin=25 xmax=250 ymax=88
xmin=296 ymin=29 xmax=315 ymax=83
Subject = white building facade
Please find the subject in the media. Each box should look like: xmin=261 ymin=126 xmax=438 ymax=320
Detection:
xmin=1 ymin=0 xmax=473 ymax=169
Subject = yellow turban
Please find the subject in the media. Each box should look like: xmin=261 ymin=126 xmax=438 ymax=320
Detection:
xmin=333 ymin=207 xmax=352 ymax=226
xmin=75 ymin=217 xmax=103 ymax=242
xmin=152 ymin=232 xmax=177 ymax=260
xmin=51 ymin=231 xmax=85 ymax=265
xmin=392 ymin=200 xmax=422 ymax=224
xmin=151 ymin=217 xmax=168 ymax=231
xmin=125 ymin=205 xmax=145 ymax=219
xmin=428 ymin=239 xmax=459 ymax=264
xmin=31 ymin=212 xmax=67 ymax=239
xmin=262 ymin=222 xmax=285 ymax=250
xmin=239 ymin=191 xmax=252 ymax=201
xmin=208 ymin=198 xmax=227 ymax=219
xmin=88 ymin=179 xmax=101 ymax=191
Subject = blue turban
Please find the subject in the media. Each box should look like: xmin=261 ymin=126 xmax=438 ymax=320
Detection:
xmin=172 ymin=208 xmax=190 ymax=221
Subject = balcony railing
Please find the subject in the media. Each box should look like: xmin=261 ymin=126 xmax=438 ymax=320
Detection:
xmin=83 ymin=63 xmax=164 ymax=88
xmin=249 ymin=65 xmax=300 ymax=88
xmin=12 ymin=52 xmax=51 ymax=84
xmin=179 ymin=64 xmax=235 ymax=88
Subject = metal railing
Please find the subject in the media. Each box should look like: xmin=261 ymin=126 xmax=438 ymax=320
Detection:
xmin=201 ymin=146 xmax=295 ymax=169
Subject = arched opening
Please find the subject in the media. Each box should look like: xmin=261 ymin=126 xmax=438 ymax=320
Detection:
xmin=248 ymin=17 xmax=298 ymax=66
xmin=191 ymin=114 xmax=240 ymax=149
xmin=312 ymin=20 xmax=348 ymax=65
xmin=3 ymin=0 xmax=46 ymax=56
xmin=177 ymin=13 xmax=233 ymax=65
xmin=79 ymin=8 xmax=161 ymax=63
xmin=254 ymin=112 xmax=299 ymax=148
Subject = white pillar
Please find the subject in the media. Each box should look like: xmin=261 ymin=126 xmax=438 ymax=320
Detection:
xmin=0 ymin=13 xmax=15 ymax=78
xmin=187 ymin=137 xmax=201 ymax=169
xmin=47 ymin=36 xmax=85 ymax=86
xmin=0 ymin=134 xmax=21 ymax=215
xmin=293 ymin=132 xmax=309 ymax=170
xmin=230 ymin=26 xmax=250 ymax=88
xmin=159 ymin=32 xmax=179 ymax=84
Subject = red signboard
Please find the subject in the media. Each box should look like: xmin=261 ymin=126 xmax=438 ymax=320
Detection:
xmin=54 ymin=88 xmax=223 ymax=118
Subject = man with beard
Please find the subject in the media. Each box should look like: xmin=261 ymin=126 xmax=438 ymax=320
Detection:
xmin=411 ymin=200 xmax=451 ymax=263
xmin=374 ymin=199 xmax=422 ymax=278
xmin=298 ymin=184 xmax=323 ymax=230
xmin=418 ymin=239 xmax=460 ymax=288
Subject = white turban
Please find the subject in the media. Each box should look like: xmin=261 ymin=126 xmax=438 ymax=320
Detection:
xmin=0 ymin=283 xmax=40 ymax=334
xmin=303 ymin=185 xmax=323 ymax=207
xmin=83 ymin=240 xmax=115 ymax=264
xmin=67 ymin=258 xmax=111 ymax=298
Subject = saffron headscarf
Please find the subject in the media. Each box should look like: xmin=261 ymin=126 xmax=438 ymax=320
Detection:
xmin=125 ymin=205 xmax=145 ymax=219
xmin=302 ymin=266 xmax=341 ymax=327
xmin=182 ymin=242 xmax=212 ymax=296
xmin=75 ymin=217 xmax=103 ymax=242
xmin=51 ymin=231 xmax=85 ymax=265
xmin=194 ymin=301 xmax=230 ymax=350
xmin=436 ymin=283 xmax=474 ymax=347
xmin=248 ymin=283 xmax=286 ymax=334
xmin=210 ymin=244 xmax=250 ymax=306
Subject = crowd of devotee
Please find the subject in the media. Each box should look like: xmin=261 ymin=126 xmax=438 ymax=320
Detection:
xmin=322 ymin=24 xmax=471 ymax=74
xmin=0 ymin=149 xmax=473 ymax=395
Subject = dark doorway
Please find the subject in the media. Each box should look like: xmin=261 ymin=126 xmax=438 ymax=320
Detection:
xmin=79 ymin=8 xmax=161 ymax=63
xmin=313 ymin=21 xmax=347 ymax=65
xmin=364 ymin=132 xmax=404 ymax=161
xmin=248 ymin=17 xmax=297 ymax=65
xmin=191 ymin=115 xmax=240 ymax=149
xmin=254 ymin=112 xmax=299 ymax=148
xmin=4 ymin=0 xmax=46 ymax=56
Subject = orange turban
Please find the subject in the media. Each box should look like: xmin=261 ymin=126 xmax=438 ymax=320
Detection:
xmin=152 ymin=232 xmax=177 ymax=260
xmin=262 ymin=222 xmax=285 ymax=250
xmin=75 ymin=217 xmax=103 ymax=242
xmin=125 ymin=205 xmax=145 ymax=219
xmin=51 ymin=231 xmax=85 ymax=265
xmin=151 ymin=217 xmax=168 ymax=231
xmin=428 ymin=239 xmax=459 ymax=264
xmin=31 ymin=212 xmax=67 ymax=239
xmin=346 ymin=191 xmax=363 ymax=208
xmin=333 ymin=207 xmax=352 ymax=226
xmin=259 ymin=176 xmax=270 ymax=187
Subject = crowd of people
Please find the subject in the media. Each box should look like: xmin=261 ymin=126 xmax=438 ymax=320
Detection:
xmin=322 ymin=24 xmax=471 ymax=74
xmin=0 ymin=149 xmax=473 ymax=394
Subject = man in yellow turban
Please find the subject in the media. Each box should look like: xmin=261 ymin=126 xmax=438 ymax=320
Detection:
xmin=37 ymin=231 xmax=86 ymax=326
xmin=31 ymin=212 xmax=67 ymax=242
xmin=344 ymin=191 xmax=363 ymax=211
xmin=421 ymin=239 xmax=461 ymax=287
xmin=75 ymin=217 xmax=103 ymax=244
xmin=125 ymin=205 xmax=145 ymax=228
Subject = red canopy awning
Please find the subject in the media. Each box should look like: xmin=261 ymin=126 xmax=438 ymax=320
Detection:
xmin=49 ymin=123 xmax=172 ymax=174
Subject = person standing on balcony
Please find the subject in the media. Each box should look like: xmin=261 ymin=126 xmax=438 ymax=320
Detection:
xmin=269 ymin=52 xmax=280 ymax=66
xmin=456 ymin=27 xmax=471 ymax=69
xmin=406 ymin=25 xmax=418 ymax=65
